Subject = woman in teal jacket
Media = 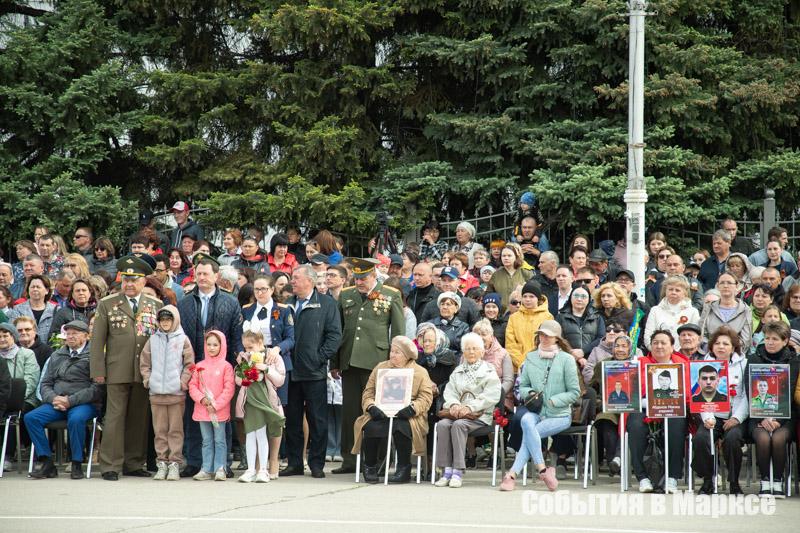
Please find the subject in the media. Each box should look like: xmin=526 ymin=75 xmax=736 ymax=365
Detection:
xmin=499 ymin=320 xmax=580 ymax=492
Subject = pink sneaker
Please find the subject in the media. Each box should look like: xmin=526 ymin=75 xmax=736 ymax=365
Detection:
xmin=538 ymin=467 xmax=558 ymax=491
xmin=499 ymin=472 xmax=516 ymax=491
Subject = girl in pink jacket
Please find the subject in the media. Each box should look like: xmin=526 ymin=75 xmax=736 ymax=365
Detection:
xmin=189 ymin=330 xmax=235 ymax=481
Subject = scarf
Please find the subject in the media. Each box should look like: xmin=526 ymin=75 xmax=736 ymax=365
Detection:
xmin=0 ymin=344 xmax=19 ymax=360
xmin=538 ymin=344 xmax=558 ymax=360
xmin=462 ymin=359 xmax=484 ymax=384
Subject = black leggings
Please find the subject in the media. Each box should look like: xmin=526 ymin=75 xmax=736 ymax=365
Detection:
xmin=363 ymin=432 xmax=412 ymax=467
xmin=596 ymin=419 xmax=620 ymax=463
xmin=751 ymin=423 xmax=792 ymax=480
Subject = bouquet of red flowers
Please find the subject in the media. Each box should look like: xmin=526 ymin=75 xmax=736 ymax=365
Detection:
xmin=236 ymin=352 xmax=267 ymax=387
xmin=492 ymin=408 xmax=508 ymax=428
xmin=189 ymin=364 xmax=219 ymax=428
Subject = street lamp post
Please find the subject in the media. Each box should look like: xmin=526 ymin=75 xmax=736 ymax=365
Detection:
xmin=625 ymin=0 xmax=648 ymax=298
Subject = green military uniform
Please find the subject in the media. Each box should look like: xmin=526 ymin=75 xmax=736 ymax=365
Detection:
xmin=90 ymin=256 xmax=163 ymax=476
xmin=751 ymin=394 xmax=777 ymax=411
xmin=333 ymin=259 xmax=405 ymax=471
xmin=653 ymin=388 xmax=676 ymax=399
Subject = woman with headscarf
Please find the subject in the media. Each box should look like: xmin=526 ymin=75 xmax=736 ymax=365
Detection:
xmin=430 ymin=292 xmax=470 ymax=360
xmin=433 ymin=332 xmax=501 ymax=488
xmin=415 ymin=322 xmax=458 ymax=398
xmin=352 ymin=336 xmax=433 ymax=484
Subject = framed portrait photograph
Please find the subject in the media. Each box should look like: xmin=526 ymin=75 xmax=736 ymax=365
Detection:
xmin=374 ymin=368 xmax=414 ymax=416
xmin=689 ymin=360 xmax=731 ymax=414
xmin=601 ymin=360 xmax=640 ymax=413
xmin=749 ymin=364 xmax=791 ymax=419
xmin=645 ymin=363 xmax=686 ymax=418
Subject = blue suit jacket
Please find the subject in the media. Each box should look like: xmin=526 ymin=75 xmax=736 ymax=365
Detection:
xmin=242 ymin=302 xmax=295 ymax=404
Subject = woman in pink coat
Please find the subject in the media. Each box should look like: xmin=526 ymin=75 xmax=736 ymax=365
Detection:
xmin=189 ymin=330 xmax=235 ymax=481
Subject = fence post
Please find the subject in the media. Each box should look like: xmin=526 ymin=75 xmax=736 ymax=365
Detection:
xmin=763 ymin=189 xmax=776 ymax=248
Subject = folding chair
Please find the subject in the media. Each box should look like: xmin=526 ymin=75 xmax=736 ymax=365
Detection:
xmin=521 ymin=397 xmax=597 ymax=489
xmin=0 ymin=377 xmax=27 ymax=477
xmin=28 ymin=417 xmax=98 ymax=479
xmin=430 ymin=419 xmax=505 ymax=487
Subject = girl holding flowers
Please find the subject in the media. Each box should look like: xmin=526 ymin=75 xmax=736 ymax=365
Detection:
xmin=235 ymin=329 xmax=286 ymax=482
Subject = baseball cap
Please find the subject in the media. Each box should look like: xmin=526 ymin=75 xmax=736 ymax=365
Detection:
xmin=440 ymin=266 xmax=459 ymax=279
xmin=171 ymin=201 xmax=189 ymax=212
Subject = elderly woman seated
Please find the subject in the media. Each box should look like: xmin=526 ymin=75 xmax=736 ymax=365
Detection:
xmin=352 ymin=336 xmax=433 ymax=484
xmin=25 ymin=320 xmax=100 ymax=479
xmin=434 ymin=332 xmax=501 ymax=488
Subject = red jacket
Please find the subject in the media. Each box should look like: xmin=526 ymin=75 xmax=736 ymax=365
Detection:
xmin=268 ymin=253 xmax=298 ymax=275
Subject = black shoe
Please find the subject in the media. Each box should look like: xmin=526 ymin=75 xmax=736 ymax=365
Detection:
xmin=729 ymin=482 xmax=743 ymax=495
xmin=123 ymin=469 xmax=152 ymax=477
xmin=179 ymin=465 xmax=200 ymax=478
xmin=29 ymin=458 xmax=57 ymax=479
xmin=101 ymin=471 xmax=119 ymax=481
xmin=388 ymin=464 xmax=412 ymax=484
xmin=332 ymin=464 xmax=356 ymax=474
xmin=70 ymin=461 xmax=84 ymax=480
xmin=465 ymin=455 xmax=477 ymax=468
xmin=698 ymin=479 xmax=714 ymax=495
xmin=225 ymin=465 xmax=234 ymax=478
xmin=311 ymin=469 xmax=325 ymax=478
xmin=236 ymin=457 xmax=248 ymax=471
xmin=608 ymin=459 xmax=621 ymax=477
xmin=279 ymin=465 xmax=304 ymax=476
xmin=363 ymin=465 xmax=379 ymax=484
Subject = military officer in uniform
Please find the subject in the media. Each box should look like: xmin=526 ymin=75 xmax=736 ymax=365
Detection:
xmin=331 ymin=258 xmax=404 ymax=474
xmin=90 ymin=256 xmax=163 ymax=480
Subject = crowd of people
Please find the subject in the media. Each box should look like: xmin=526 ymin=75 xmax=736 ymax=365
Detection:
xmin=0 ymin=196 xmax=799 ymax=499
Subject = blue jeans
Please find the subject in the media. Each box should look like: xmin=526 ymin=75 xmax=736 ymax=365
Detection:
xmin=326 ymin=404 xmax=342 ymax=457
xmin=198 ymin=421 xmax=227 ymax=473
xmin=510 ymin=412 xmax=571 ymax=473
xmin=25 ymin=403 xmax=98 ymax=461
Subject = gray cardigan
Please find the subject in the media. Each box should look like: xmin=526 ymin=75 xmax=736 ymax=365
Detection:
xmin=699 ymin=300 xmax=752 ymax=354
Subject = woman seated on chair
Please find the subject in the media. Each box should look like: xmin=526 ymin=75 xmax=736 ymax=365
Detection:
xmin=747 ymin=320 xmax=799 ymax=498
xmin=691 ymin=326 xmax=748 ymax=495
xmin=627 ymin=329 xmax=689 ymax=494
xmin=434 ymin=333 xmax=501 ymax=488
xmin=24 ymin=320 xmax=100 ymax=479
xmin=499 ymin=320 xmax=581 ymax=492
xmin=588 ymin=335 xmax=635 ymax=478
xmin=352 ymin=336 xmax=433 ymax=484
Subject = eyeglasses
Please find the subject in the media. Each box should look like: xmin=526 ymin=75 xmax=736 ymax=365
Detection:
xmin=94 ymin=247 xmax=106 ymax=252
xmin=73 ymin=234 xmax=88 ymax=239
xmin=509 ymin=300 xmax=520 ymax=306
xmin=575 ymin=279 xmax=593 ymax=285
xmin=658 ymin=253 xmax=671 ymax=259
xmin=606 ymin=327 xmax=625 ymax=333
xmin=64 ymin=263 xmax=78 ymax=268
xmin=572 ymin=294 xmax=589 ymax=300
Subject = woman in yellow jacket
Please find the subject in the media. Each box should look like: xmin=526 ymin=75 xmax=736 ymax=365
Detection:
xmin=505 ymin=281 xmax=554 ymax=370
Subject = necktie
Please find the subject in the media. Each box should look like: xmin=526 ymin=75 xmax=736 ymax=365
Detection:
xmin=201 ymin=296 xmax=209 ymax=327
xmin=257 ymin=307 xmax=268 ymax=320
xmin=70 ymin=350 xmax=77 ymax=358
xmin=129 ymin=298 xmax=138 ymax=315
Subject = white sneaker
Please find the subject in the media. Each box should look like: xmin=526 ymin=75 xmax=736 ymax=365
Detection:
xmin=434 ymin=476 xmax=451 ymax=487
xmin=255 ymin=471 xmax=270 ymax=483
xmin=238 ymin=471 xmax=256 ymax=483
xmin=166 ymin=462 xmax=180 ymax=481
xmin=153 ymin=461 xmax=168 ymax=481
xmin=665 ymin=477 xmax=678 ymax=493
xmin=448 ymin=476 xmax=463 ymax=488
xmin=214 ymin=467 xmax=226 ymax=481
xmin=193 ymin=470 xmax=213 ymax=481
xmin=638 ymin=478 xmax=654 ymax=493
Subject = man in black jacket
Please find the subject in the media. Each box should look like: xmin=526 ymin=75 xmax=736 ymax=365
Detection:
xmin=169 ymin=201 xmax=204 ymax=248
xmin=407 ymin=262 xmax=440 ymax=322
xmin=420 ymin=267 xmax=481 ymax=326
xmin=280 ymin=264 xmax=342 ymax=478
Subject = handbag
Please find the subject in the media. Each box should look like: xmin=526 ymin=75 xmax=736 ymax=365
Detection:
xmin=437 ymin=390 xmax=482 ymax=420
xmin=523 ymin=361 xmax=553 ymax=414
xmin=7 ymin=352 xmax=27 ymax=412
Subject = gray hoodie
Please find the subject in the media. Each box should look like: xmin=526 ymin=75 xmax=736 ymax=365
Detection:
xmin=140 ymin=305 xmax=194 ymax=402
